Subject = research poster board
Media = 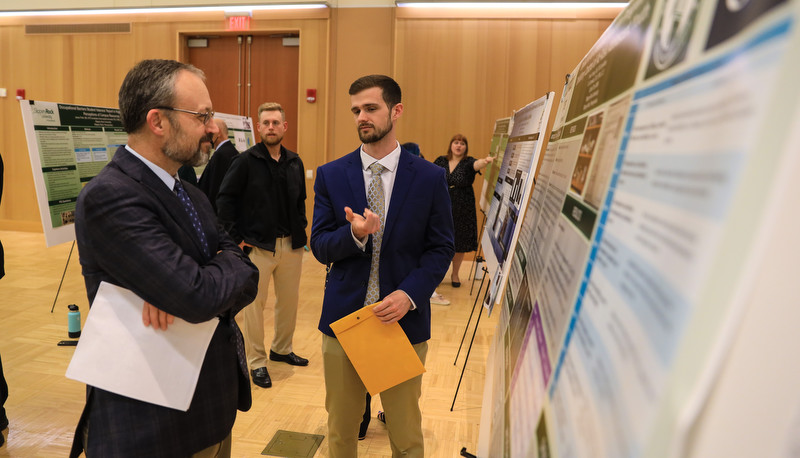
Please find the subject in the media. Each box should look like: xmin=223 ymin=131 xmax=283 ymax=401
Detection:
xmin=20 ymin=100 xmax=255 ymax=247
xmin=478 ymin=0 xmax=800 ymax=455
xmin=479 ymin=117 xmax=513 ymax=212
xmin=213 ymin=111 xmax=256 ymax=153
xmin=481 ymin=95 xmax=554 ymax=311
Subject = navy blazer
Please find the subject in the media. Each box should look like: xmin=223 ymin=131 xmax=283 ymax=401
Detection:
xmin=72 ymin=146 xmax=258 ymax=457
xmin=310 ymin=147 xmax=454 ymax=344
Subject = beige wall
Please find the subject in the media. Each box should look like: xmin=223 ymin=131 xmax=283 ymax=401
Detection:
xmin=0 ymin=6 xmax=616 ymax=233
xmin=0 ymin=9 xmax=329 ymax=231
xmin=327 ymin=7 xmax=395 ymax=161
xmin=394 ymin=17 xmax=612 ymax=161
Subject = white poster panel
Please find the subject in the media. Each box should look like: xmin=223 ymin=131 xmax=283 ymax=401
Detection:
xmin=20 ymin=100 xmax=254 ymax=247
xmin=481 ymin=94 xmax=554 ymax=310
xmin=548 ymin=3 xmax=796 ymax=457
xmin=20 ymin=101 xmax=126 ymax=246
xmin=479 ymin=0 xmax=800 ymax=455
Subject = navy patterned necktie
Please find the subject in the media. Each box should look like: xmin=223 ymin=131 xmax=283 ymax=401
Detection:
xmin=175 ymin=180 xmax=246 ymax=375
xmin=232 ymin=323 xmax=249 ymax=376
xmin=174 ymin=179 xmax=210 ymax=257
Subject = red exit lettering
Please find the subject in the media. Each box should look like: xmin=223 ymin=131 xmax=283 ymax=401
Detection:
xmin=226 ymin=16 xmax=251 ymax=31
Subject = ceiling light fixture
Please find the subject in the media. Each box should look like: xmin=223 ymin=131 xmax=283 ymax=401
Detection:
xmin=0 ymin=3 xmax=328 ymax=18
xmin=396 ymin=2 xmax=628 ymax=8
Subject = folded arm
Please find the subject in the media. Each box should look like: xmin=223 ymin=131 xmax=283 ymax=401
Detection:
xmin=78 ymin=181 xmax=258 ymax=324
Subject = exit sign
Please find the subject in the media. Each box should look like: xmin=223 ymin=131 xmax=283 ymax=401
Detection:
xmin=226 ymin=16 xmax=251 ymax=31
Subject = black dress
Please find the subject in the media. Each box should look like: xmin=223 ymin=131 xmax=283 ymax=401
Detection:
xmin=434 ymin=155 xmax=478 ymax=253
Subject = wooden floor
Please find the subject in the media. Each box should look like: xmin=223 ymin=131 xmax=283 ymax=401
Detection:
xmin=0 ymin=230 xmax=497 ymax=457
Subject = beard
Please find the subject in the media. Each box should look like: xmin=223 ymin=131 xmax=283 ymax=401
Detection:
xmin=163 ymin=135 xmax=211 ymax=167
xmin=261 ymin=131 xmax=284 ymax=147
xmin=358 ymin=117 xmax=393 ymax=144
xmin=162 ymin=114 xmax=212 ymax=167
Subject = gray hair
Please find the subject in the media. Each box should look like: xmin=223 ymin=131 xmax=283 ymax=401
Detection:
xmin=118 ymin=59 xmax=205 ymax=134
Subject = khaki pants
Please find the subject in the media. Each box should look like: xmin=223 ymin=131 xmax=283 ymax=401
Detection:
xmin=242 ymin=238 xmax=303 ymax=369
xmin=322 ymin=334 xmax=427 ymax=458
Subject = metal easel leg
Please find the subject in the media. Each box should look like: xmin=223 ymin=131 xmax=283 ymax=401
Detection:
xmin=50 ymin=240 xmax=76 ymax=313
xmin=451 ymin=286 xmax=487 ymax=411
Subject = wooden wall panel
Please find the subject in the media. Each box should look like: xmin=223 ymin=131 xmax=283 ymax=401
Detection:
xmin=327 ymin=7 xmax=395 ymax=162
xmin=0 ymin=9 xmax=613 ymax=233
xmin=0 ymin=15 xmax=329 ymax=234
xmin=395 ymin=17 xmax=612 ymax=159
xmin=395 ymin=17 xmax=612 ymax=222
xmin=71 ymin=34 xmax=135 ymax=108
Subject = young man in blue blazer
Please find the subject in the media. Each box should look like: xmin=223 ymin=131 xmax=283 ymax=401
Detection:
xmin=311 ymin=75 xmax=454 ymax=457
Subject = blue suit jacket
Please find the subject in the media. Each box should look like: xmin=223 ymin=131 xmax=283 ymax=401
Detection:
xmin=310 ymin=147 xmax=454 ymax=344
xmin=72 ymin=146 xmax=258 ymax=457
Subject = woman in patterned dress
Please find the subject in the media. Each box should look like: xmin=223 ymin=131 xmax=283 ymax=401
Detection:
xmin=433 ymin=134 xmax=494 ymax=287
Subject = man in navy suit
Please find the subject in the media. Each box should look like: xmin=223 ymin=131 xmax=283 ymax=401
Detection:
xmin=71 ymin=59 xmax=258 ymax=457
xmin=310 ymin=75 xmax=454 ymax=457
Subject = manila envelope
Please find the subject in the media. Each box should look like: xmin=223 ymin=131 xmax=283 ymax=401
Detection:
xmin=330 ymin=302 xmax=425 ymax=395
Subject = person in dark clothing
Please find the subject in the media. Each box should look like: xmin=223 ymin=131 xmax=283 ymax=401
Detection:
xmin=433 ymin=134 xmax=494 ymax=287
xmin=198 ymin=118 xmax=239 ymax=212
xmin=177 ymin=164 xmax=198 ymax=186
xmin=216 ymin=102 xmax=309 ymax=390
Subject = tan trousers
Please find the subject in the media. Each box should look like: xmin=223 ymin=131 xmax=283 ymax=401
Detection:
xmin=242 ymin=238 xmax=303 ymax=369
xmin=191 ymin=432 xmax=232 ymax=458
xmin=322 ymin=334 xmax=427 ymax=458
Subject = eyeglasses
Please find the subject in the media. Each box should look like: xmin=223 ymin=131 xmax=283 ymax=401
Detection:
xmin=155 ymin=106 xmax=215 ymax=125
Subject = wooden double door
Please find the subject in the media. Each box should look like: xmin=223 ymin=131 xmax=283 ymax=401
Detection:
xmin=187 ymin=33 xmax=300 ymax=152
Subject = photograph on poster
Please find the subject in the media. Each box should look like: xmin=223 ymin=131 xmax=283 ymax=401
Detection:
xmin=571 ymin=112 xmax=603 ymax=196
xmin=645 ymin=0 xmax=700 ymax=78
xmin=584 ymin=96 xmax=631 ymax=209
xmin=706 ymin=0 xmax=787 ymax=48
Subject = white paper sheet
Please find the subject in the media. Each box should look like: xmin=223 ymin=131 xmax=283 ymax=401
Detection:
xmin=65 ymin=281 xmax=219 ymax=411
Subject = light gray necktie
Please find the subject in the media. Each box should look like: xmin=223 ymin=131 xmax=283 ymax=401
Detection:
xmin=364 ymin=162 xmax=386 ymax=305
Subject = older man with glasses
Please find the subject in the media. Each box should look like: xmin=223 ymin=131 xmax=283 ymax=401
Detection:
xmin=70 ymin=59 xmax=258 ymax=457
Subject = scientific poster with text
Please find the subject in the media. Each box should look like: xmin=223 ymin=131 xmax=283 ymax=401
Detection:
xmin=481 ymin=95 xmax=554 ymax=311
xmin=478 ymin=0 xmax=800 ymax=456
xmin=480 ymin=117 xmax=513 ymax=212
xmin=21 ymin=100 xmax=255 ymax=246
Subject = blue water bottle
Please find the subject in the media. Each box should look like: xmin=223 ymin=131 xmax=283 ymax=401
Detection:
xmin=67 ymin=304 xmax=81 ymax=338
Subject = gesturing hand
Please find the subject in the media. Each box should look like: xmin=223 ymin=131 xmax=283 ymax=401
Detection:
xmin=345 ymin=206 xmax=381 ymax=240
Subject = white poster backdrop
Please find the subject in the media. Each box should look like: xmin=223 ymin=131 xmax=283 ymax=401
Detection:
xmin=481 ymin=94 xmax=554 ymax=311
xmin=477 ymin=0 xmax=800 ymax=455
xmin=20 ymin=100 xmax=254 ymax=247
